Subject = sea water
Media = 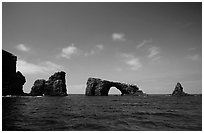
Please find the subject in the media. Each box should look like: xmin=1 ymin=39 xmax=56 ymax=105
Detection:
xmin=2 ymin=94 xmax=202 ymax=131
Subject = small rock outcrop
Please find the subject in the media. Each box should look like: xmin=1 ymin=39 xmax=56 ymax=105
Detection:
xmin=30 ymin=71 xmax=67 ymax=96
xmin=172 ymin=82 xmax=191 ymax=96
xmin=2 ymin=50 xmax=26 ymax=96
xmin=85 ymin=77 xmax=143 ymax=96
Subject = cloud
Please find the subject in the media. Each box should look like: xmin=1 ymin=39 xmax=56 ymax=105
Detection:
xmin=148 ymin=46 xmax=160 ymax=58
xmin=121 ymin=53 xmax=142 ymax=71
xmin=16 ymin=44 xmax=30 ymax=52
xmin=84 ymin=44 xmax=104 ymax=56
xmin=112 ymin=33 xmax=126 ymax=41
xmin=187 ymin=54 xmax=200 ymax=61
xmin=126 ymin=58 xmax=142 ymax=71
xmin=136 ymin=39 xmax=152 ymax=49
xmin=61 ymin=43 xmax=79 ymax=59
xmin=17 ymin=59 xmax=63 ymax=74
xmin=60 ymin=43 xmax=104 ymax=58
xmin=96 ymin=44 xmax=104 ymax=50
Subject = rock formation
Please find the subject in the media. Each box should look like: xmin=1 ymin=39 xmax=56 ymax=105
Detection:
xmin=30 ymin=79 xmax=46 ymax=96
xmin=30 ymin=71 xmax=67 ymax=96
xmin=172 ymin=82 xmax=191 ymax=96
xmin=85 ymin=77 xmax=143 ymax=96
xmin=2 ymin=50 xmax=26 ymax=96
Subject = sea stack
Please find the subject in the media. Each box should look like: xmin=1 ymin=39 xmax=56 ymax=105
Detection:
xmin=85 ymin=77 xmax=144 ymax=96
xmin=30 ymin=71 xmax=68 ymax=96
xmin=2 ymin=50 xmax=26 ymax=96
xmin=172 ymin=82 xmax=191 ymax=96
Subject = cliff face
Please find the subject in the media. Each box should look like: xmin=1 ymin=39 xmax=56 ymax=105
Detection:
xmin=2 ymin=50 xmax=26 ymax=96
xmin=85 ymin=77 xmax=143 ymax=96
xmin=172 ymin=82 xmax=191 ymax=96
xmin=30 ymin=71 xmax=67 ymax=96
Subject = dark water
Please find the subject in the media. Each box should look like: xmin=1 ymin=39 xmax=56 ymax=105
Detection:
xmin=2 ymin=94 xmax=202 ymax=131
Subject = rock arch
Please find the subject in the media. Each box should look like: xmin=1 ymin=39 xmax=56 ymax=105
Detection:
xmin=85 ymin=77 xmax=143 ymax=96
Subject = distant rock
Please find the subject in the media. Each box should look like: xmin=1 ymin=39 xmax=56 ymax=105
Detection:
xmin=85 ymin=77 xmax=144 ymax=96
xmin=30 ymin=71 xmax=68 ymax=96
xmin=172 ymin=82 xmax=191 ymax=96
xmin=2 ymin=50 xmax=26 ymax=96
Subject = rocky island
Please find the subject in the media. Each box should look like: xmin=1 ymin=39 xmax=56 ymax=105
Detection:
xmin=30 ymin=71 xmax=68 ymax=96
xmin=172 ymin=82 xmax=192 ymax=96
xmin=85 ymin=77 xmax=144 ymax=96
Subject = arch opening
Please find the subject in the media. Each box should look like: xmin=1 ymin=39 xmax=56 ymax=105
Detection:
xmin=108 ymin=87 xmax=121 ymax=96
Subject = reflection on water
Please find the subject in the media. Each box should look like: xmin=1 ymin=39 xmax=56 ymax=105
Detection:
xmin=2 ymin=94 xmax=202 ymax=131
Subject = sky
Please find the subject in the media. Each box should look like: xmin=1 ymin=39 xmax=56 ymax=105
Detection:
xmin=2 ymin=2 xmax=202 ymax=94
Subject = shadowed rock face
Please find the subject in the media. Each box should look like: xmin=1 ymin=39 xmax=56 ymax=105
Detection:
xmin=85 ymin=77 xmax=143 ymax=96
xmin=172 ymin=82 xmax=191 ymax=96
xmin=30 ymin=79 xmax=46 ymax=96
xmin=2 ymin=50 xmax=26 ymax=96
xmin=30 ymin=71 xmax=67 ymax=96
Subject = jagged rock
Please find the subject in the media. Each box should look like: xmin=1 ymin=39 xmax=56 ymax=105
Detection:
xmin=30 ymin=71 xmax=67 ymax=96
xmin=2 ymin=50 xmax=26 ymax=96
xmin=30 ymin=79 xmax=46 ymax=96
xmin=10 ymin=71 xmax=26 ymax=95
xmin=44 ymin=71 xmax=67 ymax=96
xmin=85 ymin=77 xmax=143 ymax=96
xmin=172 ymin=82 xmax=191 ymax=96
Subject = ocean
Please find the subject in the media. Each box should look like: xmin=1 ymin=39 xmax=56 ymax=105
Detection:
xmin=2 ymin=94 xmax=202 ymax=131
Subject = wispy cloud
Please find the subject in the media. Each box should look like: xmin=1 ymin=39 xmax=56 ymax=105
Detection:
xmin=187 ymin=54 xmax=200 ymax=61
xmin=126 ymin=58 xmax=142 ymax=71
xmin=136 ymin=39 xmax=152 ymax=49
xmin=17 ymin=59 xmax=64 ymax=74
xmin=16 ymin=44 xmax=30 ymax=52
xmin=61 ymin=43 xmax=79 ymax=59
xmin=148 ymin=46 xmax=160 ymax=58
xmin=121 ymin=53 xmax=142 ymax=71
xmin=84 ymin=44 xmax=104 ymax=56
xmin=96 ymin=44 xmax=104 ymax=50
xmin=112 ymin=33 xmax=126 ymax=42
xmin=60 ymin=44 xmax=104 ymax=58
